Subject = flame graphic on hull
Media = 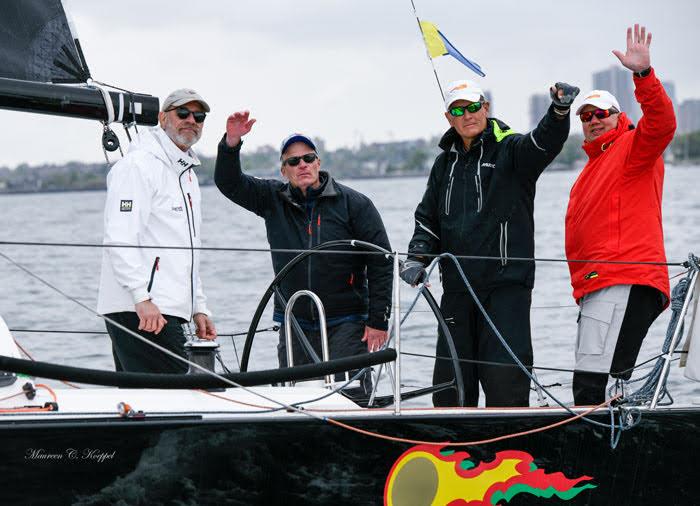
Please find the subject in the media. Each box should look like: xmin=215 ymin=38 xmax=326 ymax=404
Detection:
xmin=384 ymin=445 xmax=595 ymax=505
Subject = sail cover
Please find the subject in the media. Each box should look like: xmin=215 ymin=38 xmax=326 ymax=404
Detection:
xmin=0 ymin=0 xmax=90 ymax=83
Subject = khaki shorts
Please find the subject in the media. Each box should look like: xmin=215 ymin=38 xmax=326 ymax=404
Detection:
xmin=575 ymin=285 xmax=632 ymax=374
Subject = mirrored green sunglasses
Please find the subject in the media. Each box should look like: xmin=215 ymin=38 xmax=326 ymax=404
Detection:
xmin=449 ymin=102 xmax=483 ymax=117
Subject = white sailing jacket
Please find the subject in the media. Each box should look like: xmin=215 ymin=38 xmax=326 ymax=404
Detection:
xmin=97 ymin=126 xmax=210 ymax=320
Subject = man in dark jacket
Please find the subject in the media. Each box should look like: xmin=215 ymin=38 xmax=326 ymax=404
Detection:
xmin=215 ymin=111 xmax=392 ymax=387
xmin=401 ymin=79 xmax=578 ymax=407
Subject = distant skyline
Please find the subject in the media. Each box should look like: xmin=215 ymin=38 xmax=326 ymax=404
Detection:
xmin=1 ymin=0 xmax=698 ymax=167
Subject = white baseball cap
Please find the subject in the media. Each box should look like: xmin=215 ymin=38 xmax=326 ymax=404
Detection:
xmin=575 ymin=90 xmax=621 ymax=115
xmin=444 ymin=79 xmax=485 ymax=110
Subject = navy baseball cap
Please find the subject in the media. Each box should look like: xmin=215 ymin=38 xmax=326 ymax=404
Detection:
xmin=280 ymin=133 xmax=317 ymax=159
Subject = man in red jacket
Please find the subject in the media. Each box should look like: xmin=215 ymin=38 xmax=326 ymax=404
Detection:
xmin=565 ymin=24 xmax=676 ymax=405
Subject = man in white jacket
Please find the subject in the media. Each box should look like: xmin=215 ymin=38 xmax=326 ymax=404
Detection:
xmin=97 ymin=88 xmax=216 ymax=373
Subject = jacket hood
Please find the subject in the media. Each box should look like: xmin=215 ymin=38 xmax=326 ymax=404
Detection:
xmin=129 ymin=126 xmax=201 ymax=169
xmin=438 ymin=117 xmax=512 ymax=152
xmin=582 ymin=112 xmax=635 ymax=160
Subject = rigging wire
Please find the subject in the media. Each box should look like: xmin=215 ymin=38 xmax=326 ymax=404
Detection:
xmin=0 ymin=240 xmax=687 ymax=267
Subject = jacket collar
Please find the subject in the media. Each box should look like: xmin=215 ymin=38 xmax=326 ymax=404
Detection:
xmin=582 ymin=112 xmax=634 ymax=160
xmin=131 ymin=126 xmax=201 ymax=171
xmin=280 ymin=171 xmax=337 ymax=207
xmin=438 ymin=117 xmax=511 ymax=153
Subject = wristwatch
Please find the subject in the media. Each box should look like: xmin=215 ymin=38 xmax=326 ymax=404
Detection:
xmin=633 ymin=67 xmax=652 ymax=78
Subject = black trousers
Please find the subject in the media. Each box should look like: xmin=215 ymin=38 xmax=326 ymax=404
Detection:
xmin=278 ymin=320 xmax=372 ymax=393
xmin=105 ymin=311 xmax=188 ymax=374
xmin=433 ymin=287 xmax=533 ymax=408
xmin=573 ymin=285 xmax=665 ymax=405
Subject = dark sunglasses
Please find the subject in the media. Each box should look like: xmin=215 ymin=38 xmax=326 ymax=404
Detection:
xmin=448 ymin=102 xmax=483 ymax=117
xmin=283 ymin=153 xmax=318 ymax=166
xmin=170 ymin=107 xmax=206 ymax=123
xmin=579 ymin=108 xmax=617 ymax=123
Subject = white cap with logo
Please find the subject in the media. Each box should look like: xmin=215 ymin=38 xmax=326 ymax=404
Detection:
xmin=575 ymin=90 xmax=621 ymax=115
xmin=444 ymin=79 xmax=485 ymax=111
xmin=161 ymin=88 xmax=211 ymax=113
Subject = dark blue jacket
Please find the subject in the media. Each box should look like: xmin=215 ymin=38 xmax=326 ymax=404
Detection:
xmin=215 ymin=139 xmax=392 ymax=329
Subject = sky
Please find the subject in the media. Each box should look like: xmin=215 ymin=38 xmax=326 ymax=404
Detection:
xmin=1 ymin=0 xmax=698 ymax=167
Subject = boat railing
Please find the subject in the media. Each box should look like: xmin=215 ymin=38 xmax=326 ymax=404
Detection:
xmin=651 ymin=264 xmax=698 ymax=408
xmin=283 ymin=289 xmax=333 ymax=388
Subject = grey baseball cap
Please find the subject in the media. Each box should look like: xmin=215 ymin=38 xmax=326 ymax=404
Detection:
xmin=161 ymin=88 xmax=211 ymax=112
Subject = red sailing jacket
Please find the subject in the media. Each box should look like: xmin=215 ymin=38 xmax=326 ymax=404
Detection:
xmin=565 ymin=68 xmax=676 ymax=305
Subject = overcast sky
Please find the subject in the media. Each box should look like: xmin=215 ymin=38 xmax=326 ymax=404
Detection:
xmin=1 ymin=0 xmax=698 ymax=167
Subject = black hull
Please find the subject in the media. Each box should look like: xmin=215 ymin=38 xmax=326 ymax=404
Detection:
xmin=1 ymin=408 xmax=697 ymax=505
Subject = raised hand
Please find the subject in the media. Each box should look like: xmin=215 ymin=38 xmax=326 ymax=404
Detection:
xmin=612 ymin=24 xmax=651 ymax=72
xmin=225 ymin=111 xmax=256 ymax=147
xmin=549 ymin=82 xmax=580 ymax=116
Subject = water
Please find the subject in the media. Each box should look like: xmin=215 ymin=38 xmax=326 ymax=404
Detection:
xmin=1 ymin=167 xmax=699 ymax=406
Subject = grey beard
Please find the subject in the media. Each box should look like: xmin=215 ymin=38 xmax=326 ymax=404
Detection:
xmin=170 ymin=129 xmax=201 ymax=150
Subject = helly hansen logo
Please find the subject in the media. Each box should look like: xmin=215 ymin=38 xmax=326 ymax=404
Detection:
xmin=482 ymin=162 xmax=496 ymax=168
xmin=120 ymin=200 xmax=133 ymax=212
xmin=177 ymin=159 xmax=189 ymax=167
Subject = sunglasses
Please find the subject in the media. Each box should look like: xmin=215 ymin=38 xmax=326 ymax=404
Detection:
xmin=169 ymin=107 xmax=207 ymax=123
xmin=579 ymin=108 xmax=617 ymax=123
xmin=283 ymin=153 xmax=318 ymax=166
xmin=448 ymin=102 xmax=483 ymax=117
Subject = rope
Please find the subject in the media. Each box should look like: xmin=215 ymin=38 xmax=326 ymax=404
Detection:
xmin=87 ymin=80 xmax=115 ymax=125
xmin=325 ymin=395 xmax=622 ymax=447
xmin=8 ymin=327 xmax=279 ymax=338
xmin=619 ymin=254 xmax=699 ymax=406
xmin=407 ymin=253 xmax=633 ymax=434
xmin=400 ymin=350 xmax=680 ymax=376
xmin=13 ymin=339 xmax=81 ymax=389
xmin=0 ymin=384 xmax=58 ymax=414
xmin=0 ymin=240 xmax=686 ymax=267
xmin=0 ymin=247 xmax=656 ymax=449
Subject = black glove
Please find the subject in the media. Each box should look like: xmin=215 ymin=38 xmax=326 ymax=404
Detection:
xmin=550 ymin=82 xmax=580 ymax=116
xmin=400 ymin=260 xmax=428 ymax=286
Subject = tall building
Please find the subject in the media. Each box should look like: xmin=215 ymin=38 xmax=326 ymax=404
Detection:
xmin=679 ymin=99 xmax=700 ymax=134
xmin=528 ymin=93 xmax=550 ymax=130
xmin=592 ymin=66 xmax=641 ymax=123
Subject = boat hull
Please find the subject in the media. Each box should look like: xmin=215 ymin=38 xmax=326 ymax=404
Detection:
xmin=1 ymin=408 xmax=697 ymax=505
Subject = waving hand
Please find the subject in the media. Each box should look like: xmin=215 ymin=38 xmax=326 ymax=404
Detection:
xmin=612 ymin=24 xmax=651 ymax=72
xmin=225 ymin=111 xmax=256 ymax=147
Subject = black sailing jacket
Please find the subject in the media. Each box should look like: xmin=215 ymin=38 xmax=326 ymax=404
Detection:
xmin=215 ymin=139 xmax=392 ymax=330
xmin=408 ymin=105 xmax=570 ymax=292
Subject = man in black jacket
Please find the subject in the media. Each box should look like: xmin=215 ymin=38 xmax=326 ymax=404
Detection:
xmin=401 ymin=79 xmax=579 ymax=407
xmin=215 ymin=111 xmax=392 ymax=388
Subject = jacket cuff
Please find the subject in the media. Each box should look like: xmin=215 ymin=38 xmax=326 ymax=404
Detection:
xmin=218 ymin=134 xmax=243 ymax=153
xmin=367 ymin=316 xmax=389 ymax=331
xmin=194 ymin=305 xmax=212 ymax=318
xmin=130 ymin=286 xmax=150 ymax=305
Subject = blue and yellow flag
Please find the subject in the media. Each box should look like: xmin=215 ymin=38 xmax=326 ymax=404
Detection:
xmin=419 ymin=21 xmax=485 ymax=77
